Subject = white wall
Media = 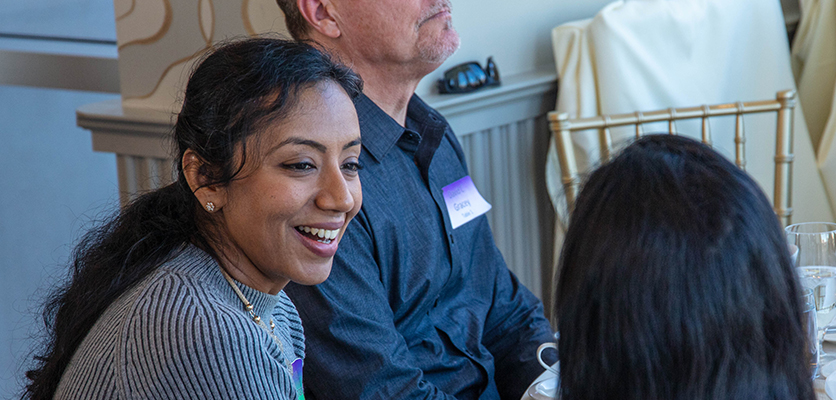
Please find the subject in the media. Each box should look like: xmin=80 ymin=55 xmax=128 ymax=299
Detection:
xmin=0 ymin=86 xmax=120 ymax=398
xmin=0 ymin=0 xmax=116 ymax=40
xmin=0 ymin=2 xmax=119 ymax=397
xmin=416 ymin=0 xmax=615 ymax=97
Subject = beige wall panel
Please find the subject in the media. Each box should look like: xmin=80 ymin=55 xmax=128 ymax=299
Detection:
xmin=114 ymin=0 xmax=285 ymax=112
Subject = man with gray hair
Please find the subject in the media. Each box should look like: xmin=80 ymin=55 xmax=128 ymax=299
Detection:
xmin=277 ymin=1 xmax=556 ymax=398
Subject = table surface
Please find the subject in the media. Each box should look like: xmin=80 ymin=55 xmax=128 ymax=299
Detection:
xmin=523 ymin=363 xmax=831 ymax=399
xmin=816 ymin=340 xmax=836 ymax=399
xmin=520 ymin=368 xmax=557 ymax=400
xmin=816 ymin=378 xmax=828 ymax=399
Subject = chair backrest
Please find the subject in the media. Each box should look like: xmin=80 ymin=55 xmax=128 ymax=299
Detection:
xmin=548 ymin=90 xmax=798 ymax=226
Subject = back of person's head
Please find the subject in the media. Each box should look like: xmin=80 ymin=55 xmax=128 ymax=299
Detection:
xmin=554 ymin=134 xmax=813 ymax=400
xmin=23 ymin=37 xmax=361 ymax=400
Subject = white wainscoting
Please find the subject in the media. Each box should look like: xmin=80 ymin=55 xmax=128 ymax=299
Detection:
xmin=77 ymin=69 xmax=558 ymax=308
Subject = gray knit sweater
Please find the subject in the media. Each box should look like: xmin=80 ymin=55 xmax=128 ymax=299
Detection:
xmin=54 ymin=245 xmax=306 ymax=399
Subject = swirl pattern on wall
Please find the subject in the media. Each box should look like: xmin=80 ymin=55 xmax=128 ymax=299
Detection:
xmin=114 ymin=0 xmax=287 ymax=111
xmin=115 ymin=0 xmax=135 ymax=21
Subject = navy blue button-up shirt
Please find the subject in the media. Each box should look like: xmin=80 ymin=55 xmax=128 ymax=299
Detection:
xmin=285 ymin=94 xmax=555 ymax=400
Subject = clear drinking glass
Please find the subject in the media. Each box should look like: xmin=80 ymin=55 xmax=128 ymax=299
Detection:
xmin=787 ymin=222 xmax=836 ymax=377
xmin=803 ymin=288 xmax=819 ymax=380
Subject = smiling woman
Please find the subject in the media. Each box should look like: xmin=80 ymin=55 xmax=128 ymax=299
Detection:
xmin=185 ymin=79 xmax=363 ymax=294
xmin=23 ymin=37 xmax=363 ymax=400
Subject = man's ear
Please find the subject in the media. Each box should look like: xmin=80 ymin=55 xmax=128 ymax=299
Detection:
xmin=297 ymin=0 xmax=340 ymax=39
xmin=182 ymin=149 xmax=226 ymax=212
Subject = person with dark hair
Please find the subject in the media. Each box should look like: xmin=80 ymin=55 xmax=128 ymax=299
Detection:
xmin=554 ymin=134 xmax=814 ymax=400
xmin=23 ymin=37 xmax=364 ymax=400
xmin=271 ymin=1 xmax=556 ymax=399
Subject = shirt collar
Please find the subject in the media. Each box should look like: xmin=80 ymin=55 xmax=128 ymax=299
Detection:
xmin=405 ymin=95 xmax=446 ymax=132
xmin=355 ymin=93 xmax=447 ymax=163
xmin=354 ymin=93 xmax=402 ymax=163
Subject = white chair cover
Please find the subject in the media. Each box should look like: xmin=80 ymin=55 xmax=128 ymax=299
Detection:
xmin=792 ymin=0 xmax=836 ymax=213
xmin=546 ymin=0 xmax=834 ymax=231
xmin=792 ymin=0 xmax=836 ymax=149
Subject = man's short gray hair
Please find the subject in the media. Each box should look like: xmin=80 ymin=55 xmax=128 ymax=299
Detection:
xmin=275 ymin=0 xmax=308 ymax=40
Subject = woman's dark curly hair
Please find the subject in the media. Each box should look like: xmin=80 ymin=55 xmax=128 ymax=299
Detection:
xmin=23 ymin=37 xmax=362 ymax=399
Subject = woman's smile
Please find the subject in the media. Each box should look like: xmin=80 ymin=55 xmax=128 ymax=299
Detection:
xmin=294 ymin=223 xmax=345 ymax=257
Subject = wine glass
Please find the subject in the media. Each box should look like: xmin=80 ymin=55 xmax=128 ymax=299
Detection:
xmin=787 ymin=222 xmax=836 ymax=378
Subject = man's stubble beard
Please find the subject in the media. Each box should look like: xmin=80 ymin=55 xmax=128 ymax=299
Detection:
xmin=416 ymin=0 xmax=460 ymax=65
xmin=417 ymin=21 xmax=460 ymax=65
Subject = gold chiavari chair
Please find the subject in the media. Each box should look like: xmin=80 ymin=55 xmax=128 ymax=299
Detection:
xmin=548 ymin=90 xmax=798 ymax=226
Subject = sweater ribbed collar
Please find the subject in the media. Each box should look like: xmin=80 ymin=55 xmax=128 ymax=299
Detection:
xmin=175 ymin=244 xmax=282 ymax=321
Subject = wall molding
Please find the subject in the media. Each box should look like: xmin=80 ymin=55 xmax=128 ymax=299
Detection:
xmin=77 ymin=99 xmax=173 ymax=158
xmin=0 ymin=36 xmax=119 ymax=93
xmin=76 ymin=69 xmax=558 ymax=159
xmin=426 ymin=69 xmax=557 ymax=135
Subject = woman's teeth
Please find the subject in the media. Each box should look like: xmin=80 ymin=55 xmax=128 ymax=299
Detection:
xmin=296 ymin=226 xmax=339 ymax=243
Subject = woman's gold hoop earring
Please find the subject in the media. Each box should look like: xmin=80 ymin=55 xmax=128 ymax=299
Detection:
xmin=205 ymin=202 xmax=216 ymax=212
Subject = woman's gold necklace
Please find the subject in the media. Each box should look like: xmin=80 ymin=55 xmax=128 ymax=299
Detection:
xmin=219 ymin=266 xmax=292 ymax=371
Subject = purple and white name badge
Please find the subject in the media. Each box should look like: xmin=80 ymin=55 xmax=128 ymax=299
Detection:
xmin=442 ymin=176 xmax=492 ymax=229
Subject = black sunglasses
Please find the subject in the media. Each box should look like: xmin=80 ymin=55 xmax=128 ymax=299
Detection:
xmin=437 ymin=57 xmax=500 ymax=94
